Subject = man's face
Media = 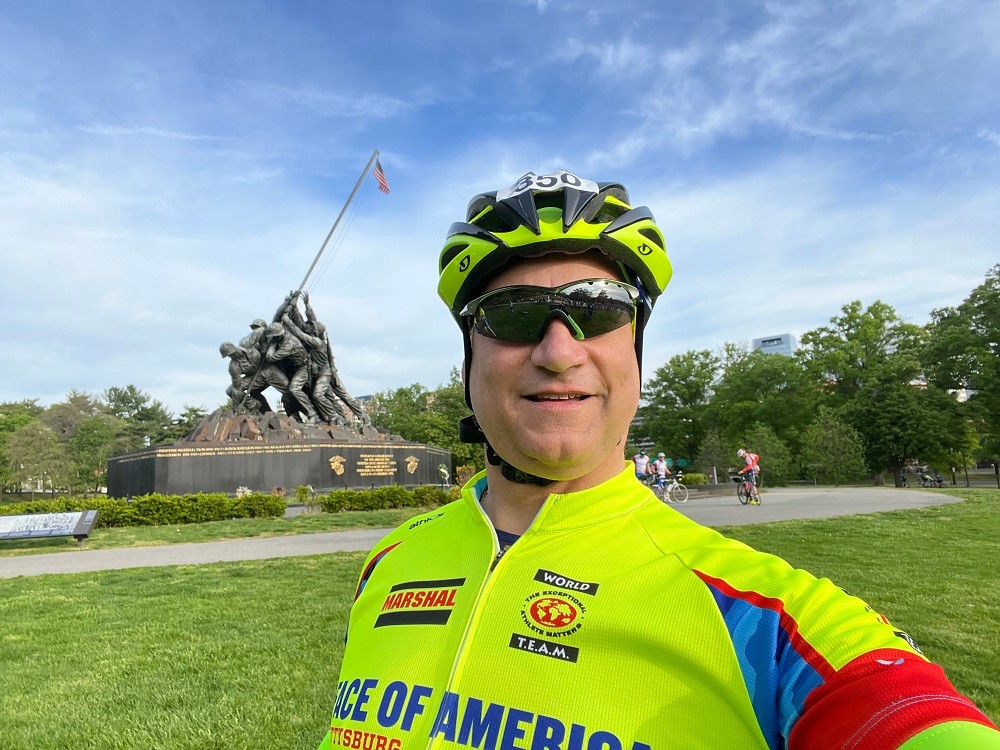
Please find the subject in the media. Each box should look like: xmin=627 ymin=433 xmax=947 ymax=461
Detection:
xmin=468 ymin=252 xmax=640 ymax=485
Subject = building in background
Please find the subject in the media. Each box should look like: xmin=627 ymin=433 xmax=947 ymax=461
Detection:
xmin=752 ymin=333 xmax=797 ymax=357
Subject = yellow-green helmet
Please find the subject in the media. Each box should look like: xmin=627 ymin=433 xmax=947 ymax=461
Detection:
xmin=438 ymin=170 xmax=672 ymax=322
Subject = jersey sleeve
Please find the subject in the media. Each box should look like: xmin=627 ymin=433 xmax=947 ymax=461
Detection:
xmin=682 ymin=533 xmax=997 ymax=749
xmin=898 ymin=721 xmax=1000 ymax=749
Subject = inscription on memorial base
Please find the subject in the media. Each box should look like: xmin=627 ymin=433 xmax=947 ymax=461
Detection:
xmin=107 ymin=409 xmax=450 ymax=496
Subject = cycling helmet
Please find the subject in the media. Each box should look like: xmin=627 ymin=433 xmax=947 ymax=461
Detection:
xmin=658 ymin=452 xmax=666 ymax=458
xmin=438 ymin=171 xmax=673 ymax=486
xmin=439 ymin=170 xmax=672 ymax=326
xmin=737 ymin=448 xmax=746 ymax=457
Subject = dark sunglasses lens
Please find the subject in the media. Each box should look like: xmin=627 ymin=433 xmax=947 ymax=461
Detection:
xmin=475 ymin=291 xmax=554 ymax=343
xmin=475 ymin=284 xmax=634 ymax=343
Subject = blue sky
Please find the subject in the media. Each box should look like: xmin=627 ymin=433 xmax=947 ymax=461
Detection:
xmin=2 ymin=0 xmax=999 ymax=414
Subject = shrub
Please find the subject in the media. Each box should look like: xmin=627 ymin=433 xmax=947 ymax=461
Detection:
xmin=318 ymin=485 xmax=454 ymax=513
xmin=680 ymin=472 xmax=708 ymax=485
xmin=0 ymin=491 xmax=283 ymax=528
xmin=411 ymin=485 xmax=451 ymax=507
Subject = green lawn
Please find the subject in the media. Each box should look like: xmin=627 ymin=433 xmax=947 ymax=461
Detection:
xmin=1 ymin=490 xmax=997 ymax=749
xmin=0 ymin=506 xmax=435 ymax=557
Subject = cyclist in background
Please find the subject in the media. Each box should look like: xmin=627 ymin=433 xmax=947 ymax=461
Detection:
xmin=651 ymin=451 xmax=672 ymax=493
xmin=632 ymin=449 xmax=651 ymax=483
xmin=737 ymin=448 xmax=761 ymax=504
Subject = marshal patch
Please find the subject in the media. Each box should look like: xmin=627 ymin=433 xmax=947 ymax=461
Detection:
xmin=374 ymin=578 xmax=465 ymax=628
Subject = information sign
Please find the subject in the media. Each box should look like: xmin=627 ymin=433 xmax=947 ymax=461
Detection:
xmin=0 ymin=510 xmax=100 ymax=542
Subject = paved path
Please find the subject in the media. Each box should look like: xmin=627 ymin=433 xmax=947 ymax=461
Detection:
xmin=0 ymin=488 xmax=960 ymax=578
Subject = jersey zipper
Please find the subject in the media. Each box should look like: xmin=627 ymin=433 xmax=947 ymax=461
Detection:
xmin=425 ymin=493 xmax=558 ymax=749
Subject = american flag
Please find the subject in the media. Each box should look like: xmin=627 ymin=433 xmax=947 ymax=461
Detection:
xmin=373 ymin=159 xmax=390 ymax=194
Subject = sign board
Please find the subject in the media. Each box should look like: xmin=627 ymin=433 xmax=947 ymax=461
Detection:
xmin=0 ymin=510 xmax=100 ymax=542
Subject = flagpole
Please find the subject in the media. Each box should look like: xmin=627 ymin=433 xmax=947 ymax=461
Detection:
xmin=297 ymin=148 xmax=380 ymax=293
xmin=234 ymin=149 xmax=380 ymax=414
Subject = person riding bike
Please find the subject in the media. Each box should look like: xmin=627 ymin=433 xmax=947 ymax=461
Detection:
xmin=650 ymin=451 xmax=672 ymax=493
xmin=737 ymin=447 xmax=761 ymax=505
xmin=317 ymin=170 xmax=999 ymax=750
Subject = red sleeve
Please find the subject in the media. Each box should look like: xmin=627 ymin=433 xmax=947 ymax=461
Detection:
xmin=789 ymin=648 xmax=997 ymax=749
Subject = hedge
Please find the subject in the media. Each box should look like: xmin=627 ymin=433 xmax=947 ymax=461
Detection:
xmin=679 ymin=472 xmax=708 ymax=485
xmin=320 ymin=485 xmax=452 ymax=513
xmin=0 ymin=492 xmax=285 ymax=528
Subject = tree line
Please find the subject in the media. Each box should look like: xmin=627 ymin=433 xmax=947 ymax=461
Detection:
xmin=0 ymin=386 xmax=206 ymax=496
xmin=635 ymin=264 xmax=999 ymax=485
xmin=4 ymin=264 xmax=995 ymax=493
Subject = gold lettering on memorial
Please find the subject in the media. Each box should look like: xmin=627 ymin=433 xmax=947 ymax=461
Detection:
xmin=356 ymin=453 xmax=397 ymax=478
xmin=329 ymin=456 xmax=346 ymax=476
xmin=405 ymin=455 xmax=419 ymax=474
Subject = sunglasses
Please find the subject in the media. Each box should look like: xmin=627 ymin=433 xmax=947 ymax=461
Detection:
xmin=459 ymin=278 xmax=639 ymax=344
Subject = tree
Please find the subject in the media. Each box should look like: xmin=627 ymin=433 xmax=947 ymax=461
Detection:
xmin=0 ymin=400 xmax=43 ymax=491
xmin=695 ymin=428 xmax=735 ymax=483
xmin=638 ymin=350 xmax=718 ymax=462
xmin=798 ymin=300 xmax=926 ymax=400
xmin=69 ymin=414 xmax=126 ymax=493
xmin=740 ymin=423 xmax=793 ymax=487
xmin=844 ymin=373 xmax=957 ymax=485
xmin=923 ymin=264 xmax=1000 ymax=457
xmin=369 ymin=369 xmax=484 ymax=474
xmin=41 ymin=391 xmax=106 ymax=440
xmin=4 ymin=421 xmax=73 ymax=497
xmin=706 ymin=347 xmax=819 ymax=453
xmin=160 ymin=405 xmax=209 ymax=443
xmin=104 ymin=385 xmax=173 ymax=449
xmin=799 ymin=407 xmax=868 ymax=486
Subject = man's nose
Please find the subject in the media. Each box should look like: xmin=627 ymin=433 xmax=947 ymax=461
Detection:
xmin=530 ymin=312 xmax=588 ymax=372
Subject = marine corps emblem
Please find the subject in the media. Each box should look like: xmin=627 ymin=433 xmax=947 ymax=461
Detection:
xmin=328 ymin=455 xmax=346 ymax=476
xmin=406 ymin=455 xmax=419 ymax=474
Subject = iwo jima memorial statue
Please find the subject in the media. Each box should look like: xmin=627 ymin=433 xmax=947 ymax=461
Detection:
xmin=107 ymin=151 xmax=450 ymax=496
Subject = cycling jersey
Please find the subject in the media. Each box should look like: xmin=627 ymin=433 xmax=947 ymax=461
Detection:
xmin=318 ymin=465 xmax=996 ymax=750
xmin=632 ymin=454 xmax=649 ymax=475
xmin=650 ymin=458 xmax=670 ymax=478
xmin=740 ymin=453 xmax=760 ymax=473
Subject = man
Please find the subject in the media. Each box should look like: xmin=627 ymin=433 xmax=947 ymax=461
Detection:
xmin=317 ymin=171 xmax=999 ymax=749
xmin=632 ymin=449 xmax=650 ymax=482
xmin=219 ymin=340 xmax=287 ymax=415
xmin=263 ymin=321 xmax=320 ymax=424
xmin=737 ymin=447 xmax=761 ymax=505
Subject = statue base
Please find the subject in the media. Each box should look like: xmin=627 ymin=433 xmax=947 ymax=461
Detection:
xmin=106 ymin=410 xmax=451 ymax=497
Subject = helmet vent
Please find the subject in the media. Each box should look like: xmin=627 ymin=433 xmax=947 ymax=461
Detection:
xmin=639 ymin=227 xmax=664 ymax=249
xmin=440 ymin=243 xmax=469 ymax=271
xmin=475 ymin=210 xmax=519 ymax=234
xmin=589 ymin=202 xmax=628 ymax=225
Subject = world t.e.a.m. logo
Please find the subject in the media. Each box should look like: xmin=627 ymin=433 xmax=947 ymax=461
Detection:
xmin=520 ymin=590 xmax=586 ymax=638
xmin=374 ymin=578 xmax=465 ymax=628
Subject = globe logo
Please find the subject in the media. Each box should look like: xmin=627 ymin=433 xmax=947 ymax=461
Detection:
xmin=528 ymin=596 xmax=578 ymax=630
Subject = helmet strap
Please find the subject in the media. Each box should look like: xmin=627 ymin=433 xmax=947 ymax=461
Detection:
xmin=457 ymin=415 xmax=555 ymax=487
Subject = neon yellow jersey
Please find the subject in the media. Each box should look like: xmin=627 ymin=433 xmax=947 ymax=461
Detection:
xmin=318 ymin=466 xmax=996 ymax=750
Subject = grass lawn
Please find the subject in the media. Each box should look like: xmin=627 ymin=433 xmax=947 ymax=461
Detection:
xmin=1 ymin=489 xmax=997 ymax=749
xmin=0 ymin=506 xmax=436 ymax=558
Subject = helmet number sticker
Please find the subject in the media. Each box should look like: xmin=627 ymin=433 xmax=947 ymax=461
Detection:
xmin=497 ymin=171 xmax=599 ymax=201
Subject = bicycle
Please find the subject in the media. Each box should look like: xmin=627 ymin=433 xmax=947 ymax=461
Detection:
xmin=731 ymin=474 xmax=760 ymax=505
xmin=654 ymin=472 xmax=689 ymax=503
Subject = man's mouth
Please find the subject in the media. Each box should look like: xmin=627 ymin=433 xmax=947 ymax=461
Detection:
xmin=527 ymin=394 xmax=590 ymax=402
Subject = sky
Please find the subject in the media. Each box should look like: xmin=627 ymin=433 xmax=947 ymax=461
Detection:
xmin=2 ymin=0 xmax=999 ymax=415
